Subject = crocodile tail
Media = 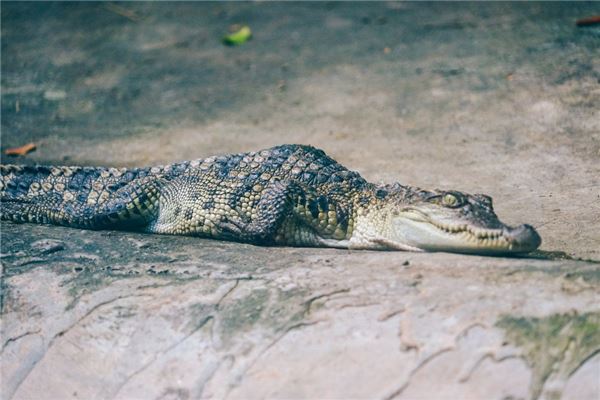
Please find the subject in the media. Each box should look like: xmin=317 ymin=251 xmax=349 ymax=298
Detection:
xmin=0 ymin=164 xmax=166 ymax=229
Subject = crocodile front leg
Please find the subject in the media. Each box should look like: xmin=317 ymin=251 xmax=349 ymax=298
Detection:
xmin=216 ymin=180 xmax=299 ymax=244
xmin=217 ymin=179 xmax=354 ymax=247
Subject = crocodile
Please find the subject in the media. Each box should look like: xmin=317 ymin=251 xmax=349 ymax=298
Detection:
xmin=0 ymin=144 xmax=541 ymax=254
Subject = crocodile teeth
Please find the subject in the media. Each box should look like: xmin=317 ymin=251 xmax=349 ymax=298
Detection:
xmin=433 ymin=223 xmax=507 ymax=244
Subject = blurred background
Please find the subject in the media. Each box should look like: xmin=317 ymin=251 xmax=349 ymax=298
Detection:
xmin=1 ymin=2 xmax=599 ymax=258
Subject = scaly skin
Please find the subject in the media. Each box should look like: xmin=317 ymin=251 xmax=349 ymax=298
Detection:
xmin=0 ymin=144 xmax=541 ymax=254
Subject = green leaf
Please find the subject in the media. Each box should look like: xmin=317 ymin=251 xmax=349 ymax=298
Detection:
xmin=223 ymin=25 xmax=252 ymax=46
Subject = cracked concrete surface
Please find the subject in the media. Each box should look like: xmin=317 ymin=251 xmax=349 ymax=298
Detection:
xmin=1 ymin=3 xmax=600 ymax=400
xmin=1 ymin=226 xmax=599 ymax=400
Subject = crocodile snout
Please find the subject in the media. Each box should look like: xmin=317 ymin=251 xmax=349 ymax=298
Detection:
xmin=504 ymin=224 xmax=541 ymax=252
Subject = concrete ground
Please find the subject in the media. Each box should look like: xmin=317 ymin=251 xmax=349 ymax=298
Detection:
xmin=1 ymin=2 xmax=599 ymax=400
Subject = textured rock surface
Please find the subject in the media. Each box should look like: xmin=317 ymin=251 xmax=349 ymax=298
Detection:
xmin=1 ymin=3 xmax=599 ymax=400
xmin=2 ymin=224 xmax=599 ymax=400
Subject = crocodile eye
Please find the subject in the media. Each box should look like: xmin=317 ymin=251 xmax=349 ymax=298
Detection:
xmin=442 ymin=193 xmax=460 ymax=208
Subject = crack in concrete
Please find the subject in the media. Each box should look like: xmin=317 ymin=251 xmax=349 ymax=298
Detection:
xmin=382 ymin=322 xmax=495 ymax=399
xmin=8 ymin=293 xmax=150 ymax=400
xmin=536 ymin=342 xmax=600 ymax=400
xmin=458 ymin=352 xmax=524 ymax=383
xmin=215 ymin=279 xmax=242 ymax=311
xmin=303 ymin=288 xmax=351 ymax=315
xmin=218 ymin=288 xmax=354 ymax=398
xmin=208 ymin=279 xmax=242 ymax=343
xmin=335 ymin=301 xmax=380 ymax=311
xmin=222 ymin=319 xmax=323 ymax=400
xmin=566 ymin=347 xmax=600 ymax=380
xmin=195 ymin=284 xmax=342 ymax=398
xmin=378 ymin=307 xmax=406 ymax=322
xmin=110 ymin=315 xmax=215 ymax=399
xmin=110 ymin=279 xmax=246 ymax=399
xmin=1 ymin=329 xmax=41 ymax=353
xmin=382 ymin=346 xmax=455 ymax=400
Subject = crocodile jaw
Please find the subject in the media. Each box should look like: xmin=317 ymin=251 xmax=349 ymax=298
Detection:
xmin=390 ymin=212 xmax=541 ymax=255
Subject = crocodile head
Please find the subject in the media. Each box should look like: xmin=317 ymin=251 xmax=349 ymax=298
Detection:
xmin=369 ymin=185 xmax=541 ymax=254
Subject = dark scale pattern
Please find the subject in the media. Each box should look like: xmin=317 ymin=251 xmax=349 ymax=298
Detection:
xmin=137 ymin=145 xmax=373 ymax=244
xmin=0 ymin=145 xmax=373 ymax=245
xmin=1 ymin=144 xmax=531 ymax=252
